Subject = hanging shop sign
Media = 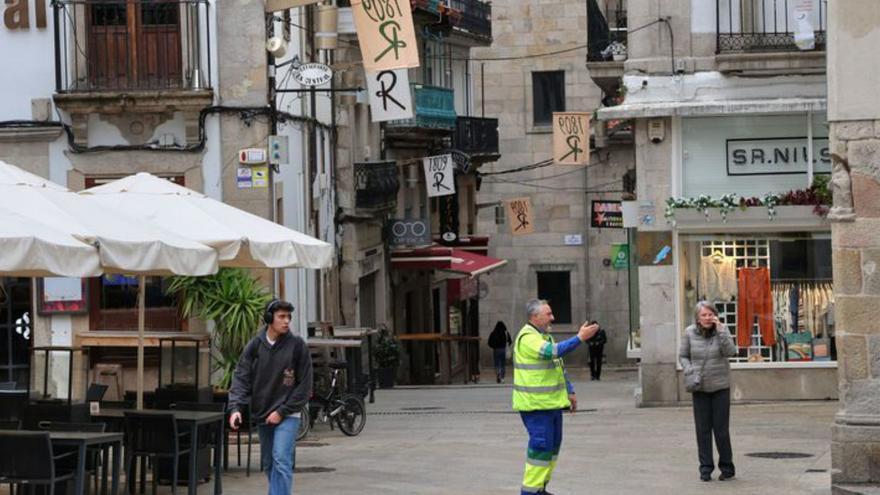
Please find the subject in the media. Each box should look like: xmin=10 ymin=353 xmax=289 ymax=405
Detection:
xmin=610 ymin=243 xmax=629 ymax=270
xmin=438 ymin=193 xmax=460 ymax=245
xmin=388 ymin=218 xmax=430 ymax=246
xmin=292 ymin=62 xmax=333 ymax=87
xmin=591 ymin=200 xmax=623 ymax=228
xmin=505 ymin=197 xmax=535 ymax=236
xmin=423 ymin=154 xmax=456 ymax=198
xmin=366 ymin=68 xmax=413 ymax=122
xmin=726 ymin=137 xmax=830 ymax=176
xmin=553 ymin=112 xmax=590 ymax=165
xmin=351 ymin=0 xmax=420 ymax=72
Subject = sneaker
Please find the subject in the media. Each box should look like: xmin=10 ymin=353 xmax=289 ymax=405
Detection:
xmin=496 ymin=376 xmax=501 ymax=384
xmin=719 ymin=473 xmax=735 ymax=481
xmin=700 ymin=473 xmax=711 ymax=482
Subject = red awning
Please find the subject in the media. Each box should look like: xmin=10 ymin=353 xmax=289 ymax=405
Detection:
xmin=441 ymin=249 xmax=507 ymax=277
xmin=390 ymin=247 xmax=455 ymax=271
xmin=390 ymin=246 xmax=507 ymax=277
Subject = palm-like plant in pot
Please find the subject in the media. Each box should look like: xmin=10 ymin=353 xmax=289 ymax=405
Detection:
xmin=374 ymin=329 xmax=401 ymax=388
xmin=166 ymin=268 xmax=272 ymax=391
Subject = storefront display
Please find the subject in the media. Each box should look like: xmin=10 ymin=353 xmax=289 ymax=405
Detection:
xmin=681 ymin=234 xmax=834 ymax=364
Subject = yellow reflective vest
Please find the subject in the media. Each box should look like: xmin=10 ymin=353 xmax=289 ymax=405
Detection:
xmin=512 ymin=324 xmax=571 ymax=412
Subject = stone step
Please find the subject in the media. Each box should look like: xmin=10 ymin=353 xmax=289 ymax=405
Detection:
xmin=834 ymin=484 xmax=880 ymax=495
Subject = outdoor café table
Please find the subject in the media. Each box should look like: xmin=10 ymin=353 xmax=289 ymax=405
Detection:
xmin=49 ymin=430 xmax=123 ymax=495
xmin=92 ymin=408 xmax=224 ymax=495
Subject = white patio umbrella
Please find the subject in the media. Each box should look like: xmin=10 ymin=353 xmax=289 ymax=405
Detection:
xmin=80 ymin=172 xmax=335 ymax=269
xmin=0 ymin=205 xmax=101 ymax=278
xmin=0 ymin=161 xmax=220 ymax=408
xmin=80 ymin=172 xmax=336 ymax=407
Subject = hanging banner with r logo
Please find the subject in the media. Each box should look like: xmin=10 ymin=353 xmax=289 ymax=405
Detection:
xmin=505 ymin=197 xmax=535 ymax=236
xmin=352 ymin=0 xmax=420 ymax=72
xmin=366 ymin=69 xmax=413 ymax=122
xmin=423 ymin=154 xmax=456 ymax=198
xmin=553 ymin=112 xmax=590 ymax=165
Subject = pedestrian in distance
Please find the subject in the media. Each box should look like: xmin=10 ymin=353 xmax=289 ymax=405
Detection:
xmin=586 ymin=323 xmax=607 ymax=381
xmin=488 ymin=320 xmax=512 ymax=383
xmin=679 ymin=300 xmax=738 ymax=482
xmin=228 ymin=299 xmax=313 ymax=495
xmin=513 ymin=298 xmax=600 ymax=495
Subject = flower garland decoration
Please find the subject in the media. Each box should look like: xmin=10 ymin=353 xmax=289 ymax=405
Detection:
xmin=762 ymin=193 xmax=780 ymax=221
xmin=665 ymin=181 xmax=830 ymax=223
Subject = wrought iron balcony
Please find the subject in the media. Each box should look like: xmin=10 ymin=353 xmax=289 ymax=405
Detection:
xmin=411 ymin=0 xmax=442 ymax=16
xmin=354 ymin=161 xmax=400 ymax=211
xmin=587 ymin=0 xmax=627 ymax=62
xmin=716 ymin=0 xmax=826 ymax=54
xmin=387 ymin=84 xmax=457 ymax=132
xmin=53 ymin=0 xmax=212 ymax=92
xmin=446 ymin=0 xmax=492 ymax=39
xmin=453 ymin=117 xmax=499 ymax=160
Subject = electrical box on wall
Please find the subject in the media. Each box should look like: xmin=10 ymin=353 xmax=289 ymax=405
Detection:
xmin=648 ymin=119 xmax=665 ymax=144
xmin=268 ymin=135 xmax=289 ymax=165
xmin=239 ymin=148 xmax=267 ymax=165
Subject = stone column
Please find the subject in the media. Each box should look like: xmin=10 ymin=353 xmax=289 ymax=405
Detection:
xmin=830 ymin=120 xmax=880 ymax=494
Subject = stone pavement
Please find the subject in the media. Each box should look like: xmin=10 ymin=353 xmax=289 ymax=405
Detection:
xmin=220 ymin=369 xmax=836 ymax=495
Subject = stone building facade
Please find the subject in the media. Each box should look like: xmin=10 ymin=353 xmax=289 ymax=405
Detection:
xmin=474 ymin=0 xmax=634 ymax=368
xmin=827 ymin=2 xmax=880 ymax=492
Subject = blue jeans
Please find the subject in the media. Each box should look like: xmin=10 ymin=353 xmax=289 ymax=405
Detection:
xmin=492 ymin=348 xmax=507 ymax=379
xmin=258 ymin=415 xmax=300 ymax=495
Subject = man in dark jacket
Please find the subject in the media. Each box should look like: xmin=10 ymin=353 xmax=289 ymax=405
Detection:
xmin=228 ymin=299 xmax=312 ymax=495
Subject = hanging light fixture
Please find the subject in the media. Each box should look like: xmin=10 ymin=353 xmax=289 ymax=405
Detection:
xmin=315 ymin=2 xmax=339 ymax=50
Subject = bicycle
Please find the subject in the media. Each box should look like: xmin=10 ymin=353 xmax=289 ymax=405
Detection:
xmin=297 ymin=363 xmax=366 ymax=440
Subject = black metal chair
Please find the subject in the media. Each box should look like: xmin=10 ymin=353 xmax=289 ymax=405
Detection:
xmin=38 ymin=422 xmax=108 ymax=495
xmin=0 ymin=430 xmax=77 ymax=495
xmin=225 ymin=404 xmax=256 ymax=476
xmin=123 ymin=412 xmax=191 ymax=495
xmin=169 ymin=402 xmax=225 ymax=463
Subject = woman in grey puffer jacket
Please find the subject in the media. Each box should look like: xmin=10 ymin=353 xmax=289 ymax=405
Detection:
xmin=679 ymin=301 xmax=739 ymax=482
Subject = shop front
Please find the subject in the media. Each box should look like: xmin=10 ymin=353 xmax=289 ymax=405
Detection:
xmin=639 ymin=111 xmax=838 ymax=404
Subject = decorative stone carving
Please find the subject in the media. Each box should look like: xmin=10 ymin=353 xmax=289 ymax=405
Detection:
xmin=829 ymin=152 xmax=857 ymax=222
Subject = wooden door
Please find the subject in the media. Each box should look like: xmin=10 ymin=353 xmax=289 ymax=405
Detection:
xmin=87 ymin=0 xmax=182 ymax=90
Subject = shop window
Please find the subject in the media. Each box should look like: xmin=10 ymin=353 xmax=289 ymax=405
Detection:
xmin=537 ymin=271 xmax=572 ymax=324
xmin=532 ymin=71 xmax=565 ymax=127
xmin=681 ymin=234 xmax=834 ymax=364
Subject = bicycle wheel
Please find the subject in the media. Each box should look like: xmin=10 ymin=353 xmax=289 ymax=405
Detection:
xmin=335 ymin=394 xmax=366 ymax=436
xmin=296 ymin=405 xmax=311 ymax=441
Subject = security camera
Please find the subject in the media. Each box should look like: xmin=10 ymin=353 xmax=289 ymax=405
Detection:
xmin=266 ymin=36 xmax=287 ymax=58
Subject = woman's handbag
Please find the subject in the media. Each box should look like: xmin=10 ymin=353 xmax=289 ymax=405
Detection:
xmin=505 ymin=344 xmax=512 ymax=361
xmin=685 ymin=335 xmax=716 ymax=393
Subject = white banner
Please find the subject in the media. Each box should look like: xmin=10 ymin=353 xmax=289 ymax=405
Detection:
xmin=366 ymin=69 xmax=413 ymax=122
xmin=792 ymin=0 xmax=816 ymax=50
xmin=423 ymin=154 xmax=455 ymax=198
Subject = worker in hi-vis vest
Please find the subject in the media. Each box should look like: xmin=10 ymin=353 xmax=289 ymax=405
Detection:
xmin=513 ymin=299 xmax=599 ymax=495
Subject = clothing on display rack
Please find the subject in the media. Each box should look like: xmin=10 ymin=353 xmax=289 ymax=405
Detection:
xmin=771 ymin=282 xmax=834 ymax=338
xmin=736 ymin=267 xmax=775 ymax=348
xmin=699 ymin=252 xmax=738 ymax=301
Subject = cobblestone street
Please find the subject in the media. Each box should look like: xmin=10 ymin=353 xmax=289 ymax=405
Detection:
xmin=219 ymin=369 xmax=835 ymax=494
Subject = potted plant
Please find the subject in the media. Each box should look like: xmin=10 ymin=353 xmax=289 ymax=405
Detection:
xmin=603 ymin=40 xmax=627 ymax=61
xmin=166 ymin=268 xmax=272 ymax=391
xmin=374 ymin=329 xmax=401 ymax=389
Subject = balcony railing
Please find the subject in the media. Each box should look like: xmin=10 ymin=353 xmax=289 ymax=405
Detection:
xmin=355 ymin=161 xmax=400 ymax=211
xmin=587 ymin=0 xmax=626 ymax=62
xmin=446 ymin=0 xmax=492 ymax=39
xmin=453 ymin=117 xmax=499 ymax=158
xmin=53 ymin=0 xmax=212 ymax=92
xmin=411 ymin=0 xmax=442 ymax=16
xmin=716 ymin=0 xmax=827 ymax=54
xmin=388 ymin=84 xmax=457 ymax=131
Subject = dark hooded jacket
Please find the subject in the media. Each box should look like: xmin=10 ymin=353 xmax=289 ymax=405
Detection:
xmin=228 ymin=329 xmax=313 ymax=421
